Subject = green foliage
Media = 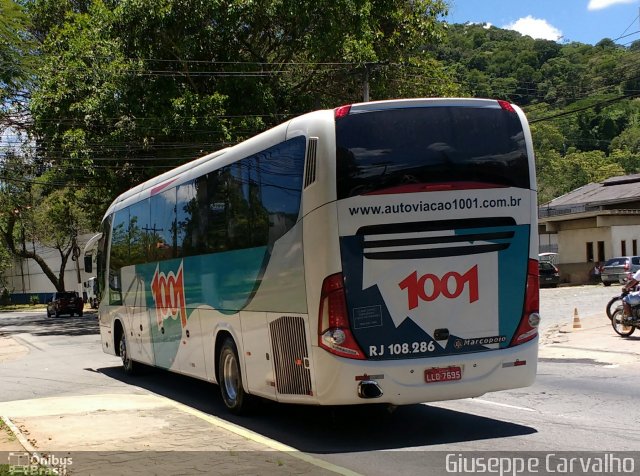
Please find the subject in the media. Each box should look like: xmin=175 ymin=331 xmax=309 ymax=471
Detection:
xmin=434 ymin=22 xmax=640 ymax=204
xmin=3 ymin=0 xmax=640 ymax=276
xmin=31 ymin=187 xmax=90 ymax=252
xmin=25 ymin=0 xmax=456 ymax=232
xmin=0 ymin=150 xmax=89 ymax=291
xmin=0 ymin=1 xmax=461 ymax=289
xmin=0 ymin=0 xmax=37 ymax=128
xmin=537 ymin=149 xmax=625 ymax=203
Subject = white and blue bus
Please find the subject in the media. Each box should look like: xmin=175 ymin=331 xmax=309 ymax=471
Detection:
xmin=96 ymin=98 xmax=539 ymax=413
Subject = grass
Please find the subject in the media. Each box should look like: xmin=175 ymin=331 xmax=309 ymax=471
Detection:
xmin=0 ymin=421 xmax=15 ymax=475
xmin=0 ymin=420 xmax=17 ymax=476
xmin=0 ymin=420 xmax=17 ymax=443
xmin=0 ymin=304 xmax=47 ymax=312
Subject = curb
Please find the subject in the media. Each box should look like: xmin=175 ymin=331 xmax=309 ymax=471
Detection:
xmin=1 ymin=395 xmax=363 ymax=476
xmin=1 ymin=415 xmax=34 ymax=453
xmin=0 ymin=415 xmax=57 ymax=473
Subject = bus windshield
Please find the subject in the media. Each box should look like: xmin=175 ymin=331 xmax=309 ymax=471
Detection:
xmin=335 ymin=105 xmax=530 ymax=198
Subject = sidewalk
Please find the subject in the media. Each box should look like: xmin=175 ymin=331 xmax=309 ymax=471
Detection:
xmin=1 ymin=312 xmax=638 ymax=475
xmin=540 ymin=311 xmax=640 ymax=365
xmin=0 ymin=392 xmax=347 ymax=475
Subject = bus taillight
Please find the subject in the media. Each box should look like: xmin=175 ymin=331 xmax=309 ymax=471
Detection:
xmin=318 ymin=273 xmax=365 ymax=360
xmin=511 ymin=259 xmax=540 ymax=346
xmin=498 ymin=100 xmax=516 ymax=113
xmin=334 ymin=104 xmax=352 ymax=119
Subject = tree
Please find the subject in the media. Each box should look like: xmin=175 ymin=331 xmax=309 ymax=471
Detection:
xmin=0 ymin=0 xmax=36 ymax=132
xmin=609 ymin=148 xmax=640 ymax=174
xmin=0 ymin=0 xmax=459 ymax=292
xmin=0 ymin=152 xmax=90 ymax=292
xmin=32 ymin=187 xmax=91 ymax=291
xmin=541 ymin=150 xmax=624 ymax=202
xmin=27 ymin=0 xmax=456 ymax=231
xmin=611 ymin=126 xmax=640 ymax=154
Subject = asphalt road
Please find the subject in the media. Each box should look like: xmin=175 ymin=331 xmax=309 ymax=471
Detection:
xmin=539 ymin=283 xmax=619 ymax=331
xmin=0 ymin=310 xmax=124 ymax=401
xmin=1 ymin=287 xmax=639 ymax=475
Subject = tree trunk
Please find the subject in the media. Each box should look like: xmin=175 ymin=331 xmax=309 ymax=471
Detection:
xmin=0 ymin=214 xmax=69 ymax=292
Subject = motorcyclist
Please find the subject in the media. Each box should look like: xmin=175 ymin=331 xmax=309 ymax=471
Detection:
xmin=622 ymin=268 xmax=640 ymax=322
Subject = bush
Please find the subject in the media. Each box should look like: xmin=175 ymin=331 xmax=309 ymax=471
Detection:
xmin=29 ymin=295 xmax=40 ymax=305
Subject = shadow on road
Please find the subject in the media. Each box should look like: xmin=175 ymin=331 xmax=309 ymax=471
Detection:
xmin=99 ymin=364 xmax=537 ymax=453
xmin=0 ymin=311 xmax=99 ymax=337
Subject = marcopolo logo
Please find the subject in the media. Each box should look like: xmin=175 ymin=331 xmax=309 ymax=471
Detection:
xmin=398 ymin=265 xmax=479 ymax=311
xmin=455 ymin=335 xmax=507 ymax=350
xmin=151 ymin=261 xmax=187 ymax=328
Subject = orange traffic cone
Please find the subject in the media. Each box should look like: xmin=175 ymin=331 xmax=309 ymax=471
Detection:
xmin=572 ymin=308 xmax=582 ymax=330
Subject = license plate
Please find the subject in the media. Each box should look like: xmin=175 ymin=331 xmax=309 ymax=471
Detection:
xmin=424 ymin=366 xmax=462 ymax=383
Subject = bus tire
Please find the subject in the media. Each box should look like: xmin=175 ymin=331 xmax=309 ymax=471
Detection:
xmin=218 ymin=337 xmax=251 ymax=414
xmin=119 ymin=330 xmax=137 ymax=375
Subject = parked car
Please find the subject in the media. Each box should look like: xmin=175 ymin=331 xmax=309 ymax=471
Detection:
xmin=539 ymin=261 xmax=560 ymax=288
xmin=600 ymin=256 xmax=640 ymax=286
xmin=46 ymin=291 xmax=84 ymax=317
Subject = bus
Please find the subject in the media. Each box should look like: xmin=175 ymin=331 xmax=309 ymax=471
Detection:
xmin=96 ymin=98 xmax=539 ymax=414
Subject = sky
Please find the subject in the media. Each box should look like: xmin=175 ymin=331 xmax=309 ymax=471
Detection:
xmin=446 ymin=0 xmax=640 ymax=45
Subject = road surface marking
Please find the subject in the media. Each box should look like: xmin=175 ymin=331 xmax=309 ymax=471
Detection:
xmin=470 ymin=398 xmax=536 ymax=412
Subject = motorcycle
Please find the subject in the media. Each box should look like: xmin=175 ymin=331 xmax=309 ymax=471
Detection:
xmin=606 ymin=294 xmax=622 ymax=321
xmin=605 ymin=280 xmax=640 ymax=321
xmin=610 ymin=290 xmax=640 ymax=337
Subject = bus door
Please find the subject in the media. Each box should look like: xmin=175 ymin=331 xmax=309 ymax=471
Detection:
xmin=120 ymin=265 xmax=155 ymax=365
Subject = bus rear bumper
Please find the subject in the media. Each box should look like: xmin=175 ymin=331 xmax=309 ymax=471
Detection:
xmin=310 ymin=336 xmax=538 ymax=406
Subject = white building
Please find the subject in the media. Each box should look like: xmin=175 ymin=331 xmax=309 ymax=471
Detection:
xmin=2 ymin=233 xmax=97 ymax=304
xmin=539 ymin=174 xmax=640 ymax=284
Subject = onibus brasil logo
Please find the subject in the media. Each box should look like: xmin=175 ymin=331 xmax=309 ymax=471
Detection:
xmin=150 ymin=261 xmax=187 ymax=328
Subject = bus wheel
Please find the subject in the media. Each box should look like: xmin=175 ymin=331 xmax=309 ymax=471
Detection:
xmin=119 ymin=332 xmax=137 ymax=375
xmin=218 ymin=337 xmax=250 ymax=414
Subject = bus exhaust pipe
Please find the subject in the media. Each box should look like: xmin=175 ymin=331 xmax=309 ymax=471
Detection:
xmin=358 ymin=380 xmax=383 ymax=399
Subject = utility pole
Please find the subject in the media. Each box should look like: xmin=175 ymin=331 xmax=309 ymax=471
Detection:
xmin=71 ymin=237 xmax=82 ymax=296
xmin=363 ymin=63 xmax=370 ymax=102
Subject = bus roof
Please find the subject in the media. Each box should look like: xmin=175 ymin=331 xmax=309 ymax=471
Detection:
xmin=102 ymin=98 xmax=529 ymax=220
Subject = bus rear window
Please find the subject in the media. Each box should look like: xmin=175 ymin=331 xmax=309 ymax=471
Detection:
xmin=335 ymin=106 xmax=530 ymax=198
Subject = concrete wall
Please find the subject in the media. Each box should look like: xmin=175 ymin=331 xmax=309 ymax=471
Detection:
xmin=557 ymin=262 xmax=597 ymax=285
xmin=557 ymin=226 xmax=611 ymax=264
xmin=552 ymin=222 xmax=640 ymax=284
xmin=610 ymin=225 xmax=640 ymax=257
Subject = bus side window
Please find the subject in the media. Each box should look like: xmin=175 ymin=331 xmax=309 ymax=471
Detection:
xmin=255 ymin=137 xmax=305 ymax=248
xmin=128 ymin=199 xmax=150 ymax=266
xmin=109 ymin=209 xmax=128 ymax=305
xmin=96 ymin=214 xmax=111 ymax=305
xmin=150 ymin=188 xmax=177 ymax=261
xmin=176 ymin=180 xmax=198 ymax=257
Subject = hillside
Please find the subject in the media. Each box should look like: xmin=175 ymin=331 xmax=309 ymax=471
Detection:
xmin=435 ymin=23 xmax=640 ymax=204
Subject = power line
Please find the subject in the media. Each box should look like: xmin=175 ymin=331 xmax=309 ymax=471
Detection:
xmin=614 ymin=10 xmax=640 ymax=42
xmin=613 ymin=30 xmax=640 ymax=43
xmin=529 ymin=91 xmax=640 ymax=124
